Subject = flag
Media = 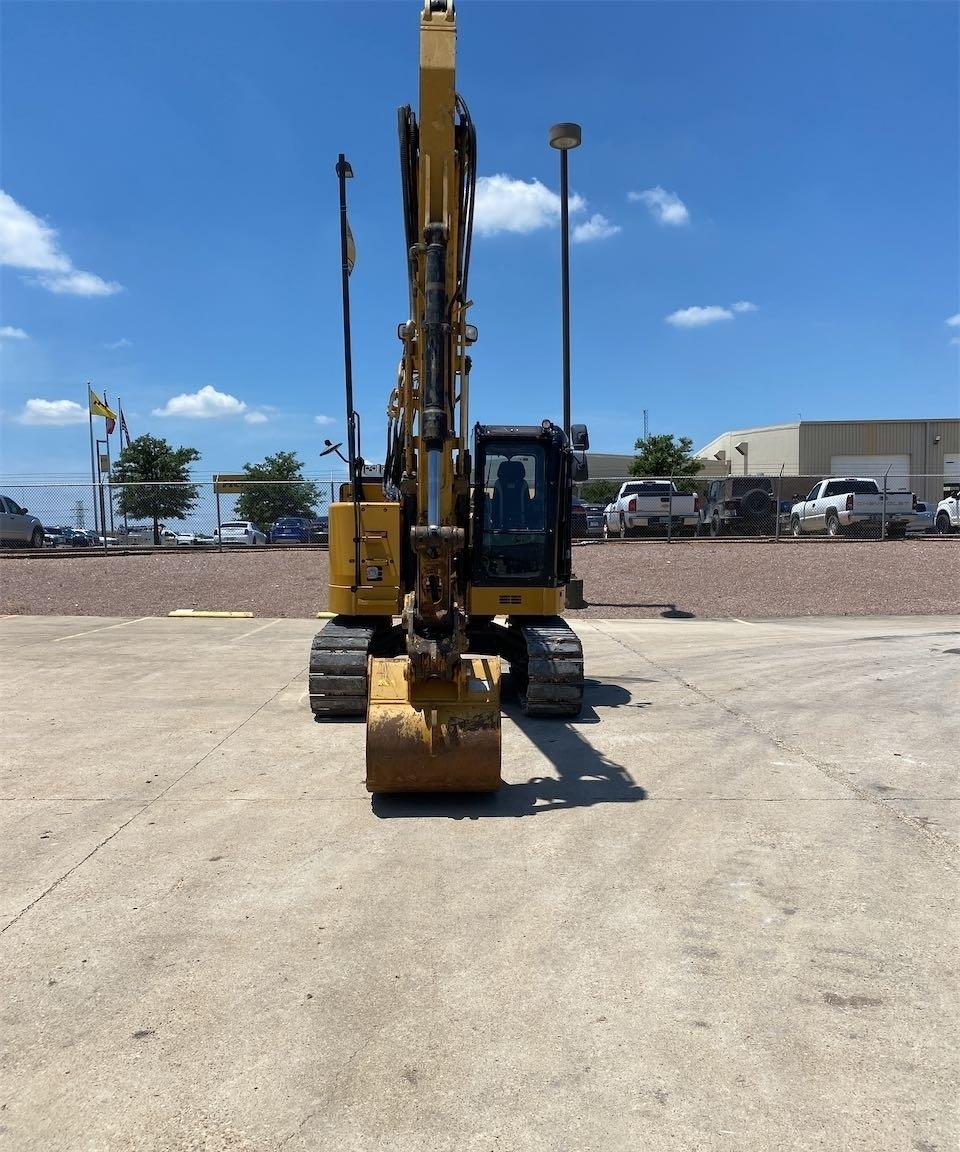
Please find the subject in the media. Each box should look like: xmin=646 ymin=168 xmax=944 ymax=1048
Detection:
xmin=119 ymin=405 xmax=131 ymax=448
xmin=89 ymin=386 xmax=117 ymax=433
xmin=346 ymin=218 xmax=356 ymax=275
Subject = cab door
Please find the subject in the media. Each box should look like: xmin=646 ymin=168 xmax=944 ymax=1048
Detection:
xmin=801 ymin=484 xmax=823 ymax=530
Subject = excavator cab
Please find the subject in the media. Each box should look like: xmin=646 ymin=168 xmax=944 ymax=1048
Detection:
xmin=472 ymin=423 xmax=575 ymax=591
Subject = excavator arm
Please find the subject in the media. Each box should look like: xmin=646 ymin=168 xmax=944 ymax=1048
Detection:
xmin=365 ymin=0 xmax=501 ymax=791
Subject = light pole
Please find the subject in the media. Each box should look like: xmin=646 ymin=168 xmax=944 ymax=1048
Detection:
xmin=549 ymin=122 xmax=584 ymax=609
xmin=549 ymin=122 xmax=581 ymax=438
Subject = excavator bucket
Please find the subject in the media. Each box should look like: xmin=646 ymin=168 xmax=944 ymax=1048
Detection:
xmin=365 ymin=655 xmax=502 ymax=793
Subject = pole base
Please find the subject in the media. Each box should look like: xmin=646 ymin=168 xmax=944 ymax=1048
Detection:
xmin=566 ymin=577 xmax=585 ymax=610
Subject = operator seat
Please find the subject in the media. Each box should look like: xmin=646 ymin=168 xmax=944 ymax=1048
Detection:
xmin=493 ymin=459 xmax=530 ymax=530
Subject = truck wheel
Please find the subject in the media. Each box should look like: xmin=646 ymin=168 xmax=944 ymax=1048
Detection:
xmin=791 ymin=516 xmax=802 ymax=537
xmin=936 ymin=512 xmax=953 ymax=535
xmin=618 ymin=513 xmax=627 ymax=540
xmin=825 ymin=511 xmax=842 ymax=537
xmin=710 ymin=513 xmax=723 ymax=537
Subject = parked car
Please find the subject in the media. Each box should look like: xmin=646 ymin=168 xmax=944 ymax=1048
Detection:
xmin=311 ymin=516 xmax=329 ymax=546
xmin=935 ymin=492 xmax=960 ymax=535
xmin=583 ymin=503 xmax=604 ymax=537
xmin=700 ymin=477 xmax=779 ymax=536
xmin=43 ymin=525 xmax=68 ymax=547
xmin=906 ymin=501 xmax=937 ymax=535
xmin=215 ymin=521 xmax=266 ymax=546
xmin=269 ymin=516 xmax=324 ymax=546
xmin=602 ymin=480 xmax=699 ymax=538
xmin=54 ymin=527 xmax=93 ymax=550
xmin=0 ymin=497 xmax=44 ymax=548
xmin=789 ymin=477 xmax=914 ymax=537
xmin=570 ymin=498 xmax=589 ymax=540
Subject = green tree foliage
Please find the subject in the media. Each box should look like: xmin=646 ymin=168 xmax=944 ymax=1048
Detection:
xmin=629 ymin=434 xmax=704 ymax=478
xmin=579 ymin=478 xmax=620 ymax=505
xmin=112 ymin=435 xmax=201 ymax=545
xmin=233 ymin=451 xmax=322 ymax=532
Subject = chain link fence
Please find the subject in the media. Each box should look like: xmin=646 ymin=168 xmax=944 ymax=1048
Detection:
xmin=0 ymin=479 xmax=344 ymax=551
xmin=572 ymin=471 xmax=959 ymax=541
xmin=0 ymin=471 xmax=957 ymax=553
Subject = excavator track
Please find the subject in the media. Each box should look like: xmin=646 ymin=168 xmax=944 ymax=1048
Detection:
xmin=512 ymin=617 xmax=584 ymax=718
xmin=308 ymin=617 xmax=385 ymax=717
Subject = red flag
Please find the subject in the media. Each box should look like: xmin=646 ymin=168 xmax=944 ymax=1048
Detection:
xmin=106 ymin=416 xmax=116 ymax=436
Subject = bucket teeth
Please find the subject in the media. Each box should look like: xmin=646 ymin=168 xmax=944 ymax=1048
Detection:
xmin=365 ymin=655 xmax=502 ymax=793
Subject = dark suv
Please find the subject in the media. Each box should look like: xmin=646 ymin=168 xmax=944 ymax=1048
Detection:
xmin=700 ymin=477 xmax=778 ymax=536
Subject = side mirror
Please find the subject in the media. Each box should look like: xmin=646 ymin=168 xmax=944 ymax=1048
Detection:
xmin=570 ymin=423 xmax=589 ymax=452
xmin=572 ymin=452 xmax=589 ymax=482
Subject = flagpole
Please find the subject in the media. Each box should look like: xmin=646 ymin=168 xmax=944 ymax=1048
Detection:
xmin=117 ymin=396 xmax=128 ymax=530
xmin=87 ymin=382 xmax=99 ymax=535
xmin=104 ymin=391 xmax=115 ymax=534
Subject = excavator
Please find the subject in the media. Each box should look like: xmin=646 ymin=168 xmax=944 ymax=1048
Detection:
xmin=308 ymin=0 xmax=589 ymax=792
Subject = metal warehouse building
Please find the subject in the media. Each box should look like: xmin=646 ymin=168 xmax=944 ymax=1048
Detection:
xmin=696 ymin=419 xmax=960 ymax=503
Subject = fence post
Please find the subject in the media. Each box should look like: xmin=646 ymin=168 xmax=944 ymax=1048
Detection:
xmin=881 ymin=467 xmax=889 ymax=541
xmin=667 ymin=473 xmax=674 ymax=542
xmin=775 ymin=466 xmax=783 ymax=542
xmin=216 ymin=487 xmax=223 ymax=553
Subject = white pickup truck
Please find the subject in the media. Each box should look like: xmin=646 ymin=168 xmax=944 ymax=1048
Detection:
xmin=602 ymin=480 xmax=699 ymax=538
xmin=935 ymin=492 xmax=960 ymax=534
xmin=789 ymin=477 xmax=914 ymax=538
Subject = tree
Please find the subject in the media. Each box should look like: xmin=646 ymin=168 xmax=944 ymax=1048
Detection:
xmin=112 ymin=435 xmax=201 ymax=545
xmin=629 ymin=433 xmax=704 ymax=478
xmin=579 ymin=478 xmax=620 ymax=505
xmin=233 ymin=451 xmax=322 ymax=531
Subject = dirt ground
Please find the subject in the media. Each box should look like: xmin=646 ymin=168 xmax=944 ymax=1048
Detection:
xmin=0 ymin=538 xmax=955 ymax=619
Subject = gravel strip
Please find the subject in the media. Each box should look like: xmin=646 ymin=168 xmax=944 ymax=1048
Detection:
xmin=0 ymin=540 xmax=955 ymax=620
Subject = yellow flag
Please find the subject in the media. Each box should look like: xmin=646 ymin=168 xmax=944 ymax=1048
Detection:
xmin=88 ymin=386 xmax=117 ymax=422
xmin=346 ymin=218 xmax=356 ymax=275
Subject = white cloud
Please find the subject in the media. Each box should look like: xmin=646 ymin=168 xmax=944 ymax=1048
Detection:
xmin=950 ymin=336 xmax=960 ymax=347
xmin=946 ymin=313 xmax=960 ymax=328
xmin=17 ymin=398 xmax=88 ymax=426
xmin=0 ymin=325 xmax=29 ymax=340
xmin=314 ymin=414 xmax=336 ymax=426
xmin=104 ymin=337 xmax=132 ymax=350
xmin=152 ymin=385 xmax=247 ymax=419
xmin=666 ymin=305 xmax=735 ymax=328
xmin=572 ymin=213 xmax=621 ymax=244
xmin=38 ymin=270 xmax=121 ymax=296
xmin=0 ymin=190 xmax=122 ymax=296
xmin=732 ymin=300 xmax=758 ymax=313
xmin=473 ymin=174 xmax=586 ymax=236
xmin=244 ymin=411 xmax=268 ymax=424
xmin=629 ymin=186 xmax=690 ymax=226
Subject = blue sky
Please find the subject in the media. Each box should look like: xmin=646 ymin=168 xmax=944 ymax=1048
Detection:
xmin=1 ymin=0 xmax=958 ymax=480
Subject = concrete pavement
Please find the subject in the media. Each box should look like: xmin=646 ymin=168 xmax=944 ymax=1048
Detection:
xmin=1 ymin=614 xmax=957 ymax=1151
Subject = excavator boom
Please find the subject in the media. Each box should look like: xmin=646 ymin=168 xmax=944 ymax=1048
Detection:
xmin=365 ymin=0 xmax=501 ymax=792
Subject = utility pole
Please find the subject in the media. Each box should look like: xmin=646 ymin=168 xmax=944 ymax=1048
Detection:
xmin=643 ymin=409 xmax=649 ymax=440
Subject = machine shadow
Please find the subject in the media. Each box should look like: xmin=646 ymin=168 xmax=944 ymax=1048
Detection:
xmin=584 ymin=601 xmax=695 ymax=619
xmin=371 ymin=675 xmax=647 ymax=820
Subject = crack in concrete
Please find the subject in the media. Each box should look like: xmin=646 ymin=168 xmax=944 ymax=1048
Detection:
xmin=591 ymin=623 xmax=960 ymax=872
xmin=0 ymin=665 xmax=309 ymax=938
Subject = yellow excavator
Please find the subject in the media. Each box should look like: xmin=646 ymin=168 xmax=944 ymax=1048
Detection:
xmin=309 ymin=0 xmax=589 ymax=792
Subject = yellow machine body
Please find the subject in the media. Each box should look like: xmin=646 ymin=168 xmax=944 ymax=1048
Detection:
xmin=328 ymin=501 xmax=402 ymax=617
xmin=467 ymin=585 xmax=566 ymax=617
xmin=366 ymin=654 xmax=502 ymax=793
